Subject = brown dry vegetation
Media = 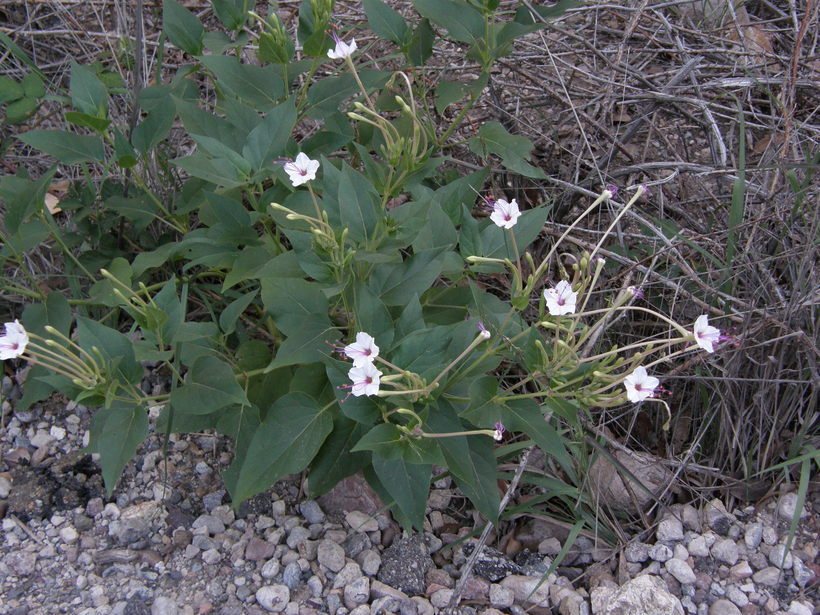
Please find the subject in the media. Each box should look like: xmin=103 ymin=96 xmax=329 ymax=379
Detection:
xmin=1 ymin=0 xmax=818 ymax=528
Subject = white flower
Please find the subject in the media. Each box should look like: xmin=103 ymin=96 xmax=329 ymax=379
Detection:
xmin=493 ymin=422 xmax=505 ymax=441
xmin=283 ymin=153 xmax=320 ymax=187
xmin=623 ymin=366 xmax=659 ymax=403
xmin=543 ymin=280 xmax=577 ymax=316
xmin=693 ymin=315 xmax=720 ymax=353
xmin=0 ymin=319 xmax=29 ymax=360
xmin=348 ymin=362 xmax=382 ymax=397
xmin=327 ymin=35 xmax=357 ymax=60
xmin=344 ymin=332 xmax=379 ymax=368
xmin=489 ymin=198 xmax=520 ymax=229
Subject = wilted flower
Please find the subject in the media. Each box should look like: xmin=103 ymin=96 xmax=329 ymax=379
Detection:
xmin=348 ymin=362 xmax=382 ymax=397
xmin=283 ymin=153 xmax=320 ymax=187
xmin=693 ymin=315 xmax=720 ymax=353
xmin=489 ymin=198 xmax=520 ymax=229
xmin=477 ymin=321 xmax=491 ymax=339
xmin=327 ymin=33 xmax=357 ymax=60
xmin=0 ymin=320 xmax=28 ymax=360
xmin=544 ymin=280 xmax=577 ymax=316
xmin=623 ymin=366 xmax=659 ymax=403
xmin=344 ymin=332 xmax=379 ymax=367
xmin=493 ymin=422 xmax=505 ymax=441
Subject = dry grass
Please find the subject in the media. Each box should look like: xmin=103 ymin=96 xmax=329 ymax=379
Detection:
xmin=1 ymin=0 xmax=818 ymax=521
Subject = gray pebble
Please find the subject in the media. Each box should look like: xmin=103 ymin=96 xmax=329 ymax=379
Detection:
xmin=625 ymin=542 xmax=650 ymax=563
xmin=261 ymin=559 xmax=281 ymax=580
xmin=787 ymin=601 xmax=813 ymax=615
xmin=744 ymin=523 xmax=763 ymax=549
xmin=708 ymin=599 xmax=741 ymax=615
xmin=344 ymin=577 xmax=370 ymax=608
xmin=768 ymin=544 xmax=793 ymax=569
xmin=791 ymin=556 xmax=815 ymax=587
xmin=357 ymin=549 xmax=381 ymax=576
xmin=687 ymin=536 xmax=710 ymax=558
xmin=256 ymin=585 xmax=290 ymax=613
xmin=711 ymin=538 xmax=739 ymax=565
xmin=151 ymin=596 xmax=178 ymax=615
xmin=725 ymin=586 xmax=748 ymax=608
xmin=286 ymin=526 xmax=311 ymax=549
xmin=202 ymin=490 xmax=225 ymax=511
xmin=751 ymin=566 xmax=782 ymax=586
xmin=282 ymin=561 xmax=302 ymax=589
xmin=192 ymin=515 xmax=225 ymax=536
xmin=318 ymin=539 xmax=346 ymax=573
xmin=657 ymin=515 xmax=685 ymax=542
xmin=666 ymin=558 xmax=697 ymax=584
xmin=649 ymin=544 xmax=673 ymax=563
xmin=202 ymin=548 xmax=221 ymax=565
xmin=299 ymin=500 xmax=325 ymax=525
xmin=776 ymin=493 xmax=808 ymax=521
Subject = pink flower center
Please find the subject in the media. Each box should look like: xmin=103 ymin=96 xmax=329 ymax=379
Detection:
xmin=365 ymin=377 xmax=372 ymax=384
xmin=557 ymin=298 xmax=565 ymax=306
xmin=364 ymin=348 xmax=371 ymax=356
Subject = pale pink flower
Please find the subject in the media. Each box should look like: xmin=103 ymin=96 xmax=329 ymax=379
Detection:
xmin=0 ymin=320 xmax=28 ymax=360
xmin=623 ymin=366 xmax=659 ymax=403
xmin=489 ymin=198 xmax=520 ymax=229
xmin=543 ymin=280 xmax=577 ymax=316
xmin=283 ymin=153 xmax=320 ymax=187
xmin=343 ymin=332 xmax=379 ymax=368
xmin=348 ymin=362 xmax=382 ymax=397
xmin=493 ymin=422 xmax=505 ymax=441
xmin=327 ymin=34 xmax=357 ymax=60
xmin=693 ymin=315 xmax=720 ymax=353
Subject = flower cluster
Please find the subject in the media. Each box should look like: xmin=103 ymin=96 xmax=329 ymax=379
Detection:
xmin=342 ymin=332 xmax=382 ymax=397
xmin=0 ymin=320 xmax=28 ymax=360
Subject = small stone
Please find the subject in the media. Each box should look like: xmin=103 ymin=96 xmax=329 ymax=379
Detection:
xmin=30 ymin=431 xmax=55 ymax=448
xmin=246 ymin=538 xmax=276 ymax=562
xmin=767 ymin=544 xmax=793 ymax=569
xmin=728 ymin=561 xmax=753 ymax=581
xmin=429 ymin=588 xmax=453 ymax=609
xmin=0 ymin=476 xmax=11 ymax=499
xmin=350 ymin=606 xmax=371 ymax=615
xmin=681 ymin=505 xmax=701 ymax=532
xmin=666 ymin=558 xmax=697 ymax=585
xmin=283 ymin=561 xmax=302 ymax=589
xmin=90 ymin=584 xmax=109 ymax=607
xmin=649 ymin=544 xmax=673 ymax=563
xmin=261 ymin=559 xmax=281 ymax=580
xmin=687 ymin=536 xmax=709 ymax=558
xmin=334 ymin=562 xmax=364 ymax=589
xmin=538 ymin=537 xmax=562 ymax=556
xmin=591 ymin=575 xmax=683 ymax=615
xmin=751 ymin=567 xmax=781 ymax=586
xmin=791 ymin=556 xmax=815 ymax=587
xmin=704 ymin=500 xmax=733 ymax=535
xmin=202 ymin=490 xmax=225 ymax=511
xmin=377 ymin=535 xmax=433 ymax=596
xmin=776 ymin=493 xmax=808 ymax=521
xmin=3 ymin=551 xmax=37 ymax=575
xmin=744 ymin=524 xmax=763 ymax=550
xmin=344 ymin=577 xmax=370 ymax=608
xmin=489 ymin=584 xmax=515 ymax=608
xmin=761 ymin=527 xmax=777 ymax=546
xmin=202 ymin=548 xmax=221 ymax=565
xmin=192 ymin=515 xmax=225 ymax=536
xmin=499 ymin=575 xmax=551 ymax=606
xmin=786 ymin=601 xmax=812 ymax=615
xmin=152 ymin=596 xmax=179 ymax=615
xmin=357 ymin=549 xmax=381 ymax=576
xmin=625 ymin=543 xmax=650 ymax=563
xmin=726 ymin=587 xmax=748 ymax=608
xmin=60 ymin=526 xmax=79 ymax=544
xmin=256 ymin=585 xmax=290 ymax=613
xmin=657 ymin=515 xmax=685 ymax=542
xmin=317 ymin=539 xmax=346 ymax=573
xmin=299 ymin=500 xmax=325 ymax=525
xmin=709 ymin=599 xmax=741 ymax=615
xmin=711 ymin=538 xmax=739 ymax=565
xmin=346 ymin=511 xmax=379 ymax=533
xmin=50 ymin=425 xmax=67 ymax=440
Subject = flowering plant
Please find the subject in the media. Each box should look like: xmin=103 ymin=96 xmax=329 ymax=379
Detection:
xmin=1 ymin=0 xmax=730 ymax=530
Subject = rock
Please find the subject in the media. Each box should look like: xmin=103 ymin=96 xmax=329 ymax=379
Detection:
xmin=317 ymin=474 xmax=383 ymax=516
xmin=344 ymin=577 xmax=370 ymax=608
xmin=726 ymin=587 xmax=748 ymax=608
xmin=465 ymin=543 xmax=522 ymax=581
xmin=59 ymin=526 xmax=79 ymax=544
xmin=489 ymin=584 xmax=515 ymax=608
xmin=744 ymin=524 xmax=763 ymax=550
xmin=711 ymin=539 xmax=739 ymax=565
xmin=3 ymin=551 xmax=37 ymax=576
xmin=283 ymin=561 xmax=302 ymax=589
xmin=357 ymin=549 xmax=381 ymax=576
xmin=786 ymin=601 xmax=812 ymax=615
xmin=751 ymin=567 xmax=781 ymax=586
xmin=299 ymin=500 xmax=325 ymax=525
xmin=256 ymin=585 xmax=290 ymax=613
xmin=499 ymin=575 xmax=552 ymax=607
xmin=202 ymin=548 xmax=221 ymax=565
xmin=666 ymin=559 xmax=697 ymax=584
xmin=245 ymin=538 xmax=276 ymax=562
xmin=346 ymin=511 xmax=379 ymax=533
xmin=377 ymin=535 xmax=433 ymax=596
xmin=588 ymin=449 xmax=673 ymax=512
xmin=590 ymin=575 xmax=683 ymax=615
xmin=151 ymin=596 xmax=179 ymax=615
xmin=192 ymin=515 xmax=225 ymax=536
xmin=728 ymin=561 xmax=753 ymax=581
xmin=333 ymin=562 xmax=363 ymax=590
xmin=538 ymin=537 xmax=562 ymax=555
xmin=776 ymin=493 xmax=808 ymax=521
xmin=318 ymin=539 xmax=346 ymax=573
xmin=681 ymin=505 xmax=701 ymax=532
xmin=625 ymin=543 xmax=650 ymax=563
xmin=657 ymin=515 xmax=685 ymax=542
xmin=649 ymin=544 xmax=673 ymax=563
xmin=687 ymin=536 xmax=709 ymax=558
xmin=261 ymin=559 xmax=281 ymax=580
xmin=767 ymin=544 xmax=793 ymax=569
xmin=709 ymin=599 xmax=741 ymax=615
xmin=0 ymin=475 xmax=11 ymax=499
xmin=286 ymin=526 xmax=311 ymax=549
xmin=704 ymin=500 xmax=733 ymax=536
xmin=791 ymin=556 xmax=815 ymax=587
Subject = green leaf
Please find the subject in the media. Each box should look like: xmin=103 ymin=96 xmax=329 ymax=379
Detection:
xmin=412 ymin=0 xmax=484 ymax=44
xmin=505 ymin=399 xmax=575 ymax=482
xmin=131 ymin=102 xmax=176 ymax=154
xmin=308 ymin=415 xmax=371 ymax=497
xmin=20 ymin=72 xmax=45 ymax=98
xmin=219 ymin=289 xmax=259 ymax=334
xmin=76 ymin=316 xmax=143 ymax=386
xmin=372 ymin=455 xmax=431 ymax=529
xmin=394 ymin=295 xmax=424 ymax=343
xmin=412 ymin=200 xmax=458 ymax=252
xmin=163 ymin=0 xmax=205 ymax=55
xmin=65 ymin=111 xmax=112 ymax=133
xmin=480 ymin=206 xmax=549 ymax=260
xmin=86 ymin=401 xmax=148 ymax=493
xmin=372 ymin=250 xmax=447 ymax=307
xmin=354 ymin=284 xmax=394 ymax=348
xmin=0 ymin=76 xmax=23 ymax=103
xmin=353 ymin=423 xmax=444 ymax=465
xmin=406 ymin=18 xmax=434 ymax=66
xmin=4 ymin=97 xmax=39 ymax=124
xmin=242 ymin=99 xmax=296 ymax=171
xmin=170 ymin=355 xmax=250 ymax=415
xmin=363 ymin=0 xmax=410 ymax=45
xmin=0 ymin=169 xmax=56 ymax=234
xmin=211 ymin=0 xmax=251 ymax=30
xmin=267 ymin=324 xmax=339 ymax=369
xmin=70 ymin=62 xmax=108 ymax=117
xmin=171 ymin=152 xmax=246 ymax=188
xmin=468 ymin=121 xmax=546 ymax=178
xmin=435 ymin=80 xmax=467 ymax=115
xmin=199 ymin=55 xmax=285 ymax=109
xmin=17 ymin=129 xmax=105 ymax=164
xmin=261 ymin=278 xmax=329 ymax=336
xmin=232 ymin=392 xmax=333 ymax=502
xmin=305 ymin=71 xmax=391 ymax=118
xmin=325 ymin=359 xmax=380 ymax=424
xmin=175 ymin=97 xmax=246 ymax=151
xmin=338 ymin=163 xmax=379 ymax=242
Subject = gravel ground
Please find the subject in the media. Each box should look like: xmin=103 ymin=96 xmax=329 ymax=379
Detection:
xmin=0 ymin=375 xmax=817 ymax=615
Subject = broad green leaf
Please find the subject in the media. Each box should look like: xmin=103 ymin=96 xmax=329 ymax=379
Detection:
xmin=190 ymin=134 xmax=252 ymax=176
xmin=412 ymin=0 xmax=484 ymax=44
xmin=64 ymin=111 xmax=111 ymax=133
xmin=172 ymin=152 xmax=247 ymax=188
xmin=211 ymin=0 xmax=251 ymax=30
xmin=308 ymin=415 xmax=371 ymax=497
xmin=20 ymin=72 xmax=45 ymax=98
xmin=219 ymin=289 xmax=259 ymax=334
xmin=198 ymin=55 xmax=285 ymax=108
xmin=338 ymin=163 xmax=379 ymax=242
xmin=131 ymin=104 xmax=176 ymax=154
xmin=305 ymin=71 xmax=391 ymax=118
xmin=468 ymin=121 xmax=546 ymax=178
xmin=261 ymin=278 xmax=329 ymax=336
xmin=163 ymin=0 xmax=205 ymax=55
xmin=371 ymin=249 xmax=446 ymax=306
xmin=70 ymin=62 xmax=107 ymax=117
xmin=5 ymin=96 xmax=39 ymax=124
xmin=506 ymin=399 xmax=575 ymax=482
xmin=431 ymin=168 xmax=489 ymax=223
xmin=435 ymin=80 xmax=467 ymax=115
xmin=242 ymin=99 xmax=296 ymax=170
xmin=480 ymin=206 xmax=549 ymax=260
xmin=76 ymin=316 xmax=143 ymax=385
xmin=390 ymin=325 xmax=451 ymax=379
xmin=372 ymin=455 xmax=431 ymax=529
xmin=170 ymin=355 xmax=249 ymax=415
xmin=354 ymin=284 xmax=394 ymax=348
xmin=394 ymin=295 xmax=424 ymax=344
xmin=353 ymin=423 xmax=444 ymax=465
xmin=406 ymin=18 xmax=434 ymax=66
xmin=17 ymin=129 xmax=105 ymax=164
xmin=175 ymin=97 xmax=246 ymax=151
xmin=325 ymin=359 xmax=380 ymax=425
xmin=363 ymin=0 xmax=410 ymax=45
xmin=232 ymin=392 xmax=333 ymax=502
xmin=86 ymin=401 xmax=148 ymax=493
xmin=412 ymin=200 xmax=457 ymax=252
xmin=0 ymin=76 xmax=23 ymax=103
xmin=0 ymin=169 xmax=56 ymax=233
xmin=267 ymin=324 xmax=339 ymax=369
xmin=223 ymin=248 xmax=302 ymax=290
